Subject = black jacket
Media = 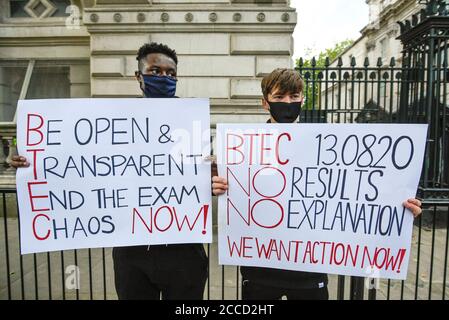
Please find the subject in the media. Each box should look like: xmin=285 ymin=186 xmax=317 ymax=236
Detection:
xmin=241 ymin=266 xmax=328 ymax=290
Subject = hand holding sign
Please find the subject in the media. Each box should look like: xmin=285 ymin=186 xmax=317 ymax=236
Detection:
xmin=16 ymin=98 xmax=212 ymax=254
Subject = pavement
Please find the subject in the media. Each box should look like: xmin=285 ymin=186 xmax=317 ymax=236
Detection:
xmin=1 ymin=192 xmax=448 ymax=300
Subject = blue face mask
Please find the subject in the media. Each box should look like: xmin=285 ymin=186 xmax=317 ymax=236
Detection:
xmin=141 ymin=74 xmax=177 ymax=98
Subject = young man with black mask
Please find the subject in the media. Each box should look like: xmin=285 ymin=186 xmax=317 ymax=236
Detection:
xmin=212 ymin=68 xmax=423 ymax=300
xmin=11 ymin=42 xmax=209 ymax=300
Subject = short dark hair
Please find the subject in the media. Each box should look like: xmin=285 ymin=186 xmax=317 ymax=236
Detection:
xmin=261 ymin=68 xmax=304 ymax=99
xmin=136 ymin=42 xmax=178 ymax=70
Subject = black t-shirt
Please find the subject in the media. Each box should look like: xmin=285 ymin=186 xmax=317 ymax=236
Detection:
xmin=239 ymin=119 xmax=328 ymax=290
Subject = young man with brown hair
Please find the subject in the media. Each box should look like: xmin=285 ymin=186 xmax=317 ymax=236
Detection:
xmin=212 ymin=68 xmax=423 ymax=300
xmin=12 ymin=42 xmax=209 ymax=300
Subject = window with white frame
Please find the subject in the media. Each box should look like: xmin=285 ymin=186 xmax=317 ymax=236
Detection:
xmin=9 ymin=0 xmax=71 ymax=18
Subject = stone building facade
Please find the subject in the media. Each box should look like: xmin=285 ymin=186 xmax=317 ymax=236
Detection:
xmin=0 ymin=0 xmax=297 ymax=187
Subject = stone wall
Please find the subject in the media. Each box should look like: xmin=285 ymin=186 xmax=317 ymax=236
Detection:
xmin=0 ymin=0 xmax=297 ymax=126
xmin=320 ymin=0 xmax=424 ymax=123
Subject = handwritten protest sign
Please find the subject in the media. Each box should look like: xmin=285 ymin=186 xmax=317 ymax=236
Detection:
xmin=217 ymin=124 xmax=427 ymax=280
xmin=16 ymin=98 xmax=212 ymax=254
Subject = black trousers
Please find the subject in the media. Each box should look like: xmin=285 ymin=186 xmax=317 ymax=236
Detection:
xmin=113 ymin=244 xmax=208 ymax=300
xmin=242 ymin=279 xmax=329 ymax=300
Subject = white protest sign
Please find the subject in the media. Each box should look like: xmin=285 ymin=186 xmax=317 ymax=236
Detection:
xmin=217 ymin=123 xmax=428 ymax=280
xmin=16 ymin=98 xmax=212 ymax=254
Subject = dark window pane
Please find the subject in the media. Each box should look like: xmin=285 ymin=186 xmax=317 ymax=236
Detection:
xmin=0 ymin=66 xmax=27 ymax=122
xmin=33 ymin=2 xmax=47 ymax=16
xmin=51 ymin=0 xmax=71 ymax=17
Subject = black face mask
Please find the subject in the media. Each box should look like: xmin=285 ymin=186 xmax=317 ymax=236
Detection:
xmin=268 ymin=101 xmax=302 ymax=123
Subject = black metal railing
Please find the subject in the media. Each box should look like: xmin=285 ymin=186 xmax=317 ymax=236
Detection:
xmin=2 ymin=61 xmax=448 ymax=301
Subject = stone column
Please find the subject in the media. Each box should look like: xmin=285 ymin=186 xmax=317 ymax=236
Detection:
xmin=83 ymin=0 xmax=297 ymax=125
xmin=70 ymin=64 xmax=91 ymax=97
